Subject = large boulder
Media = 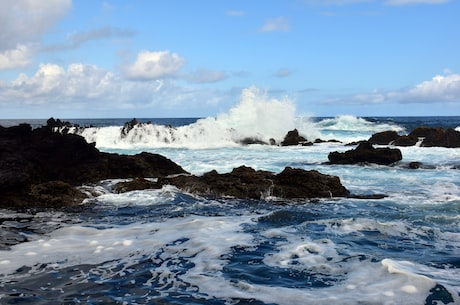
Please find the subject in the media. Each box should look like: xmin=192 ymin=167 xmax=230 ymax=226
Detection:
xmin=159 ymin=165 xmax=349 ymax=200
xmin=368 ymin=130 xmax=400 ymax=145
xmin=0 ymin=123 xmax=187 ymax=208
xmin=281 ymin=129 xmax=311 ymax=146
xmin=328 ymin=141 xmax=402 ymax=165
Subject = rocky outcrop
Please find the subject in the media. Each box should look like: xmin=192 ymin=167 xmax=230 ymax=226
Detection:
xmin=281 ymin=129 xmax=312 ymax=146
xmin=368 ymin=127 xmax=460 ymax=148
xmin=159 ymin=166 xmax=350 ymax=200
xmin=368 ymin=131 xmax=400 ymax=145
xmin=328 ymin=141 xmax=402 ymax=165
xmin=0 ymin=123 xmax=187 ymax=208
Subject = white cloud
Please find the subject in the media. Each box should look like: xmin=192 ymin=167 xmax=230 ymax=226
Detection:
xmin=0 ymin=0 xmax=72 ymax=69
xmin=403 ymin=73 xmax=460 ymax=103
xmin=0 ymin=62 xmax=233 ymax=117
xmin=324 ymin=72 xmax=460 ymax=105
xmin=259 ymin=17 xmax=290 ymax=33
xmin=121 ymin=50 xmax=186 ymax=81
xmin=0 ymin=45 xmax=32 ymax=70
xmin=3 ymin=63 xmax=116 ymax=104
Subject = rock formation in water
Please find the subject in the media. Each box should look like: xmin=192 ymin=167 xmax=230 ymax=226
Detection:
xmin=0 ymin=122 xmax=187 ymax=208
xmin=369 ymin=127 xmax=460 ymax=148
xmin=328 ymin=141 xmax=402 ymax=165
xmin=158 ymin=166 xmax=350 ymax=200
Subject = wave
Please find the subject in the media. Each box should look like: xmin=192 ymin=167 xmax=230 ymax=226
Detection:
xmin=65 ymin=87 xmax=405 ymax=149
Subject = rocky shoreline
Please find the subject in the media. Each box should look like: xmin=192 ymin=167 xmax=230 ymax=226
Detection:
xmin=0 ymin=121 xmax=350 ymax=208
xmin=2 ymin=119 xmax=459 ymax=208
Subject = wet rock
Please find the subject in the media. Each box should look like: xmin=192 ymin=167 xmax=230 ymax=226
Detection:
xmin=113 ymin=178 xmax=162 ymax=193
xmin=281 ymin=129 xmax=310 ymax=146
xmin=413 ymin=127 xmax=460 ymax=148
xmin=240 ymin=137 xmax=268 ymax=145
xmin=29 ymin=181 xmax=87 ymax=208
xmin=0 ymin=123 xmax=187 ymax=208
xmin=409 ymin=161 xmax=423 ymax=169
xmin=328 ymin=141 xmax=402 ymax=165
xmin=159 ymin=166 xmax=349 ymax=200
xmin=368 ymin=126 xmax=460 ymax=148
xmin=121 ymin=118 xmax=139 ymax=136
xmin=393 ymin=135 xmax=418 ymax=147
xmin=368 ymin=131 xmax=400 ymax=145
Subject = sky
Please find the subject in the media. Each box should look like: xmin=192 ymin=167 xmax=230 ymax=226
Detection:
xmin=0 ymin=0 xmax=459 ymax=119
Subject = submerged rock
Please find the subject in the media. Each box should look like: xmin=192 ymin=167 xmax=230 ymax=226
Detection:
xmin=328 ymin=141 xmax=402 ymax=165
xmin=159 ymin=165 xmax=350 ymax=200
xmin=0 ymin=124 xmax=187 ymax=208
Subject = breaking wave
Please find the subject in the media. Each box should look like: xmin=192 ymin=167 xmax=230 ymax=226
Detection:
xmin=65 ymin=87 xmax=404 ymax=149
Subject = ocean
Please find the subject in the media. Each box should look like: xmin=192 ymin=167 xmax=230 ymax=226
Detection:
xmin=1 ymin=93 xmax=460 ymax=304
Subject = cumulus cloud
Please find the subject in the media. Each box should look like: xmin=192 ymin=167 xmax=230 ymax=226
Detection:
xmin=0 ymin=62 xmax=233 ymax=117
xmin=2 ymin=63 xmax=116 ymax=104
xmin=324 ymin=72 xmax=460 ymax=105
xmin=0 ymin=45 xmax=32 ymax=70
xmin=259 ymin=17 xmax=290 ymax=33
xmin=0 ymin=0 xmax=71 ymax=69
xmin=121 ymin=50 xmax=186 ymax=81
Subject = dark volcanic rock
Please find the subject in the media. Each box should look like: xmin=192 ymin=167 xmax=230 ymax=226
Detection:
xmin=113 ymin=178 xmax=162 ymax=193
xmin=368 ymin=126 xmax=460 ymax=148
xmin=159 ymin=165 xmax=349 ymax=200
xmin=413 ymin=127 xmax=460 ymax=148
xmin=281 ymin=129 xmax=310 ymax=146
xmin=0 ymin=124 xmax=187 ymax=208
xmin=393 ymin=135 xmax=418 ymax=147
xmin=368 ymin=131 xmax=400 ymax=145
xmin=328 ymin=141 xmax=402 ymax=165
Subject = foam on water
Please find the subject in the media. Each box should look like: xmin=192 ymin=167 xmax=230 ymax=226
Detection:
xmin=66 ymin=87 xmax=408 ymax=149
xmin=2 ymin=211 xmax=458 ymax=305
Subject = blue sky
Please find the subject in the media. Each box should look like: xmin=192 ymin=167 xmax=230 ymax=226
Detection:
xmin=0 ymin=0 xmax=459 ymax=118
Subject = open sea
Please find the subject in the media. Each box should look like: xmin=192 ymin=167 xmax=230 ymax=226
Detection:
xmin=1 ymin=93 xmax=460 ymax=304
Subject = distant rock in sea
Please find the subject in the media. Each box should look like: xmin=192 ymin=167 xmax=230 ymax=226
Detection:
xmin=369 ymin=126 xmax=460 ymax=148
xmin=328 ymin=141 xmax=402 ymax=165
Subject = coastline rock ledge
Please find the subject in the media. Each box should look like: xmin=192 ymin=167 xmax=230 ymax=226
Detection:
xmin=159 ymin=166 xmax=350 ymax=200
xmin=1 ymin=122 xmax=350 ymax=208
xmin=0 ymin=123 xmax=187 ymax=208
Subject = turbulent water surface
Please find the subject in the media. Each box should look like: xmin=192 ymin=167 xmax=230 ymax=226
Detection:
xmin=1 ymin=90 xmax=459 ymax=304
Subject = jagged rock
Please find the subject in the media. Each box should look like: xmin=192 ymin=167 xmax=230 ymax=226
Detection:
xmin=368 ymin=131 xmax=400 ymax=145
xmin=328 ymin=141 xmax=402 ymax=165
xmin=368 ymin=126 xmax=460 ymax=148
xmin=414 ymin=127 xmax=460 ymax=148
xmin=159 ymin=165 xmax=349 ymax=200
xmin=0 ymin=123 xmax=187 ymax=208
xmin=122 ymin=118 xmax=139 ymax=136
xmin=281 ymin=129 xmax=310 ymax=146
xmin=113 ymin=178 xmax=162 ymax=193
xmin=29 ymin=181 xmax=87 ymax=208
xmin=393 ymin=135 xmax=418 ymax=146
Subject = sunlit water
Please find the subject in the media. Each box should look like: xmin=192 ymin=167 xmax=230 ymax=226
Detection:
xmin=1 ymin=89 xmax=459 ymax=304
